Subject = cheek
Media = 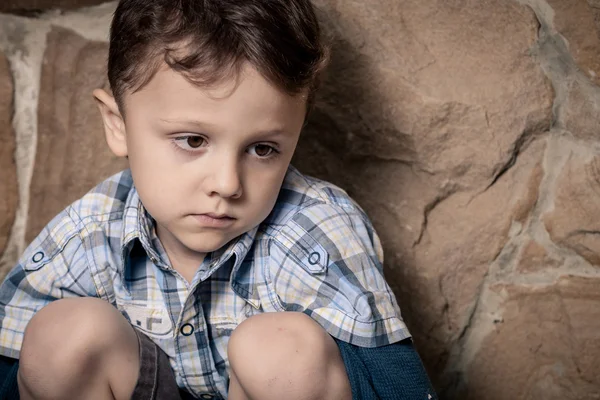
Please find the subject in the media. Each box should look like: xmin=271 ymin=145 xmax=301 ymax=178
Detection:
xmin=126 ymin=135 xmax=183 ymax=215
xmin=245 ymin=168 xmax=287 ymax=213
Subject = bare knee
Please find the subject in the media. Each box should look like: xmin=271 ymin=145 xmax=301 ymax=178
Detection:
xmin=228 ymin=312 xmax=351 ymax=400
xmin=18 ymin=297 xmax=139 ymax=400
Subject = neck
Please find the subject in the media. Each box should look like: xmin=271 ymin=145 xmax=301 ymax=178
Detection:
xmin=155 ymin=224 xmax=206 ymax=284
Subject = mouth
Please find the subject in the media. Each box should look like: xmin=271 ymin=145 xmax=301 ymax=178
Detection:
xmin=189 ymin=213 xmax=236 ymax=228
xmin=203 ymin=212 xmax=235 ymax=219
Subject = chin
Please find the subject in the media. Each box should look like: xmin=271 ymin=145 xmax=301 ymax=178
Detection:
xmin=183 ymin=235 xmax=234 ymax=253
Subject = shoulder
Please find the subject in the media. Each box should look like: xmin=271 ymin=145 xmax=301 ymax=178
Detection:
xmin=20 ymin=170 xmax=133 ymax=270
xmin=67 ymin=169 xmax=134 ymax=225
xmin=280 ymin=165 xmax=359 ymax=209
xmin=256 ymin=167 xmax=408 ymax=347
xmin=264 ymin=166 xmax=381 ymax=264
xmin=264 ymin=165 xmax=371 ymax=232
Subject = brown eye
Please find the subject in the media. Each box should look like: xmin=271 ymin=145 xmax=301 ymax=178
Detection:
xmin=187 ymin=136 xmax=205 ymax=148
xmin=254 ymin=144 xmax=273 ymax=157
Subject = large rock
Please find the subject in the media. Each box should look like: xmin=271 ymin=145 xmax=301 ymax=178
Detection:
xmin=0 ymin=52 xmax=18 ymax=259
xmin=516 ymin=238 xmax=561 ymax=274
xmin=298 ymin=0 xmax=553 ymax=385
xmin=0 ymin=0 xmax=109 ymax=13
xmin=27 ymin=27 xmax=128 ymax=242
xmin=465 ymin=277 xmax=600 ymax=400
xmin=302 ymin=0 xmax=552 ymax=188
xmin=410 ymin=139 xmax=546 ymax=378
xmin=562 ymin=78 xmax=600 ymax=141
xmin=544 ymin=154 xmax=600 ymax=265
xmin=547 ymin=0 xmax=600 ymax=85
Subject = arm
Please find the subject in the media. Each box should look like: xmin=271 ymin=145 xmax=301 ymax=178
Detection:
xmin=335 ymin=338 xmax=438 ymax=400
xmin=0 ymin=212 xmax=98 ymax=360
xmin=267 ymin=201 xmax=436 ymax=397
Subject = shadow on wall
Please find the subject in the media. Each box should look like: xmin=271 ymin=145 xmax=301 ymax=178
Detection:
xmin=293 ymin=9 xmax=440 ymax=387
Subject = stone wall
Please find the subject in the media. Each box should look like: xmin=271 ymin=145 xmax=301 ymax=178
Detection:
xmin=0 ymin=1 xmax=599 ymax=399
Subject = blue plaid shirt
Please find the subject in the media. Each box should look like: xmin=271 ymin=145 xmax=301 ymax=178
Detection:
xmin=0 ymin=165 xmax=409 ymax=398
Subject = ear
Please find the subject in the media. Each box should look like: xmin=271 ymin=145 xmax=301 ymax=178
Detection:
xmin=93 ymin=88 xmax=128 ymax=157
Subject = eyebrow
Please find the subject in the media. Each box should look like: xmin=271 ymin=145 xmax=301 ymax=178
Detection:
xmin=159 ymin=118 xmax=289 ymax=138
xmin=159 ymin=118 xmax=216 ymax=131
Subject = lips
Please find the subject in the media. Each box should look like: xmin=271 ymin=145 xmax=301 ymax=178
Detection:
xmin=203 ymin=212 xmax=234 ymax=219
xmin=190 ymin=213 xmax=236 ymax=228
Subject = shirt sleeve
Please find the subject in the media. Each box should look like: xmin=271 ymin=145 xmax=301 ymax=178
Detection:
xmin=267 ymin=202 xmax=410 ymax=347
xmin=0 ymin=212 xmax=98 ymax=359
xmin=335 ymin=338 xmax=438 ymax=400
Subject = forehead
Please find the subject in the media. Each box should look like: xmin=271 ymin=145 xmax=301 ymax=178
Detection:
xmin=123 ymin=63 xmax=308 ymax=130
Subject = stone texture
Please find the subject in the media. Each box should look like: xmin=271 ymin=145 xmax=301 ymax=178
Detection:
xmin=465 ymin=277 xmax=600 ymax=400
xmin=593 ymin=0 xmax=600 ymax=42
xmin=411 ymin=139 xmax=546 ymax=376
xmin=298 ymin=0 xmax=553 ymax=385
xmin=0 ymin=0 xmax=109 ymax=13
xmin=2 ymin=0 xmax=599 ymax=397
xmin=516 ymin=238 xmax=561 ymax=273
xmin=302 ymin=0 xmax=552 ymax=190
xmin=0 ymin=52 xmax=18 ymax=259
xmin=544 ymin=154 xmax=600 ymax=266
xmin=548 ymin=0 xmax=600 ymax=84
xmin=27 ymin=27 xmax=127 ymax=242
xmin=562 ymin=78 xmax=600 ymax=140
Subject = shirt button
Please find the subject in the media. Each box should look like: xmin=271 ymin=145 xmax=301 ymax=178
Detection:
xmin=180 ymin=323 xmax=194 ymax=336
xmin=308 ymin=252 xmax=320 ymax=265
xmin=32 ymin=252 xmax=44 ymax=263
xmin=200 ymin=395 xmax=214 ymax=400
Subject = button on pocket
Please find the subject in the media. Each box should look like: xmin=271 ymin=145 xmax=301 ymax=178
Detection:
xmin=180 ymin=323 xmax=194 ymax=336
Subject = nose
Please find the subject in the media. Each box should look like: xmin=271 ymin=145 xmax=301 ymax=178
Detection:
xmin=207 ymin=154 xmax=243 ymax=199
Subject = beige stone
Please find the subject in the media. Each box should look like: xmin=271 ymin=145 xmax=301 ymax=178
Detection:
xmin=308 ymin=0 xmax=552 ymax=188
xmin=27 ymin=27 xmax=127 ymax=242
xmin=544 ymin=154 xmax=600 ymax=266
xmin=548 ymin=0 xmax=600 ymax=84
xmin=593 ymin=1 xmax=600 ymax=41
xmin=516 ymin=239 xmax=561 ymax=273
xmin=0 ymin=0 xmax=109 ymax=13
xmin=562 ymin=78 xmax=600 ymax=140
xmin=464 ymin=277 xmax=600 ymax=400
xmin=298 ymin=0 xmax=553 ymax=384
xmin=412 ymin=139 xmax=546 ymax=372
xmin=0 ymin=52 xmax=18 ymax=259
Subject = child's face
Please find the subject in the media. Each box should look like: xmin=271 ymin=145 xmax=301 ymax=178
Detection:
xmin=98 ymin=63 xmax=307 ymax=266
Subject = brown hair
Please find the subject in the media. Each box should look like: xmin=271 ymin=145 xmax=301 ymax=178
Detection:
xmin=108 ymin=0 xmax=329 ymax=111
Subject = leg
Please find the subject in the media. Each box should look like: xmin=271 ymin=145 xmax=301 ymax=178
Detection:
xmin=227 ymin=312 xmax=352 ymax=400
xmin=18 ymin=297 xmax=139 ymax=400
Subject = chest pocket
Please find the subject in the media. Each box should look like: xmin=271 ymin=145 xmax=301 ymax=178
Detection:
xmin=118 ymin=302 xmax=174 ymax=338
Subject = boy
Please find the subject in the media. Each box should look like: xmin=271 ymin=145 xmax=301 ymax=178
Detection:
xmin=0 ymin=0 xmax=437 ymax=399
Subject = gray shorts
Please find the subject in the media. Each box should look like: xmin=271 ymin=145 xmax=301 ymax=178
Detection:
xmin=132 ymin=328 xmax=194 ymax=400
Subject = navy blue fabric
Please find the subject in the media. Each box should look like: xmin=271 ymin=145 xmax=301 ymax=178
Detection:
xmin=336 ymin=338 xmax=438 ymax=400
xmin=0 ymin=355 xmax=18 ymax=400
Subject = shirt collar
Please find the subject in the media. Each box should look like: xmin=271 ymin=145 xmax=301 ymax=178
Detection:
xmin=228 ymin=226 xmax=261 ymax=308
xmin=120 ymin=185 xmax=261 ymax=305
xmin=120 ymin=187 xmax=162 ymax=273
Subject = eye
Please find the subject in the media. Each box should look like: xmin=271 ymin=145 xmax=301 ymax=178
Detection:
xmin=248 ymin=144 xmax=277 ymax=158
xmin=172 ymin=135 xmax=207 ymax=151
xmin=186 ymin=136 xmax=205 ymax=148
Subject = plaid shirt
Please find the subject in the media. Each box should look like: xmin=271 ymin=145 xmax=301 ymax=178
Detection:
xmin=0 ymin=166 xmax=409 ymax=399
